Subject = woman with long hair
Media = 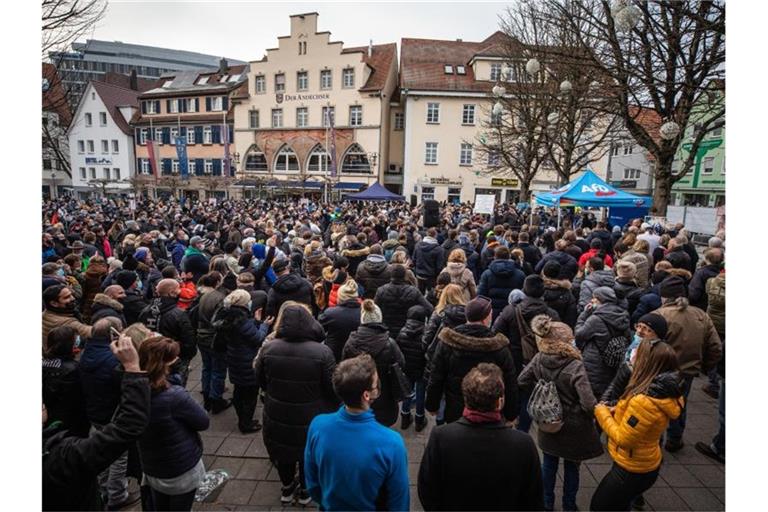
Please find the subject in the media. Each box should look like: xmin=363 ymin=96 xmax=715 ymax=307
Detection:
xmin=591 ymin=340 xmax=684 ymax=511
xmin=423 ymin=284 xmax=468 ymax=359
xmin=138 ymin=336 xmax=209 ymax=511
xmin=438 ymin=249 xmax=477 ymax=301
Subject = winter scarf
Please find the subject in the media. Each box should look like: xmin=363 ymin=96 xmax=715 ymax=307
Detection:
xmin=462 ymin=407 xmax=502 ymax=424
xmin=183 ymin=246 xmax=204 ymax=258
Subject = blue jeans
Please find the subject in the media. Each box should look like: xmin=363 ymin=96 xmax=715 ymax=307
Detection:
xmin=666 ymin=373 xmax=694 ymax=443
xmin=712 ymin=378 xmax=725 ymax=456
xmin=400 ymin=378 xmax=426 ymax=416
xmin=517 ymin=386 xmax=532 ymax=433
xmin=199 ymin=346 xmax=227 ymax=400
xmin=541 ymin=453 xmax=580 ymax=511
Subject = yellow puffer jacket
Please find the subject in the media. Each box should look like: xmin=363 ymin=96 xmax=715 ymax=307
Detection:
xmin=595 ymin=371 xmax=684 ymax=473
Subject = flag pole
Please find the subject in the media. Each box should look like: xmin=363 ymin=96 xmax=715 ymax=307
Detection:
xmin=178 ymin=113 xmax=183 ymax=203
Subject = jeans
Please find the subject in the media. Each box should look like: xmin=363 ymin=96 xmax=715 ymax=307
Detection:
xmin=666 ymin=373 xmax=694 ymax=443
xmin=712 ymin=378 xmax=725 ymax=456
xmin=400 ymin=378 xmax=426 ymax=417
xmin=172 ymin=358 xmax=192 ymax=388
xmin=591 ymin=463 xmax=659 ymax=511
xmin=541 ymin=453 xmax=580 ymax=511
xmin=436 ymin=398 xmax=446 ymax=424
xmin=276 ymin=460 xmax=306 ymax=488
xmin=417 ymin=275 xmax=436 ymax=294
xmin=149 ymin=488 xmax=196 ymax=511
xmin=199 ymin=346 xmax=227 ymax=400
xmin=93 ymin=424 xmax=129 ymax=507
xmin=517 ymin=386 xmax=532 ymax=433
xmin=232 ymin=384 xmax=259 ymax=431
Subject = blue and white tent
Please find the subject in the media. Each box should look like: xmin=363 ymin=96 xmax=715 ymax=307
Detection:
xmin=533 ymin=170 xmax=651 ymax=208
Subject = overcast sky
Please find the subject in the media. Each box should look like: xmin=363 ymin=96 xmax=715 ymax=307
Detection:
xmin=88 ymin=1 xmax=510 ymax=62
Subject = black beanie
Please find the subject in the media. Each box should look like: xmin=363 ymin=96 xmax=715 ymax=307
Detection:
xmin=523 ymin=275 xmax=545 ymax=298
xmin=391 ymin=264 xmax=406 ymax=281
xmin=659 ymin=275 xmax=686 ymax=299
xmin=115 ymin=270 xmax=137 ymax=289
xmin=637 ymin=313 xmax=669 ymax=340
xmin=542 ymin=261 xmax=561 ymax=280
xmin=651 ymin=270 xmax=669 ymax=285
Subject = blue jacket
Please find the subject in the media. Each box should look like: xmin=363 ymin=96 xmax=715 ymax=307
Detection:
xmin=43 ymin=246 xmax=57 ymax=264
xmin=138 ymin=384 xmax=209 ymax=479
xmin=169 ymin=241 xmax=187 ymax=270
xmin=478 ymin=260 xmax=526 ymax=321
xmin=305 ymin=407 xmax=409 ymax=511
xmin=632 ymin=286 xmax=662 ymax=327
xmin=79 ymin=336 xmax=121 ymax=425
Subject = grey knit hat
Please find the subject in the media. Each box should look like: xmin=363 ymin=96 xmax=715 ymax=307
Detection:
xmin=360 ymin=299 xmax=383 ymax=324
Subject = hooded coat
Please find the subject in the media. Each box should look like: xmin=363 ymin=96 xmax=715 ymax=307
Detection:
xmin=89 ymin=293 xmax=127 ymax=327
xmin=574 ymin=290 xmax=631 ymax=398
xmin=595 ymin=372 xmax=684 ymax=473
xmin=255 ymin=306 xmax=336 ymax=463
xmin=265 ymin=272 xmax=314 ymax=317
xmin=477 ymin=260 xmax=526 ymax=321
xmin=81 ymin=260 xmax=108 ymax=322
xmin=542 ymin=277 xmax=578 ymax=328
xmin=688 ymin=264 xmax=721 ymax=310
xmin=318 ymin=299 xmax=361 ymax=362
xmin=614 ymin=278 xmax=644 ymax=317
xmin=374 ymin=278 xmax=434 ymax=339
xmin=439 ymin=262 xmax=477 ymax=302
xmin=395 ymin=306 xmax=428 ymax=381
xmin=355 ymin=255 xmax=392 ymax=299
xmin=214 ymin=305 xmax=268 ymax=387
xmin=425 ymin=323 xmax=518 ymax=424
xmin=655 ymin=298 xmax=722 ymax=377
xmin=619 ymin=249 xmax=650 ymax=290
xmin=413 ymin=237 xmax=444 ymax=279
xmin=342 ymin=322 xmax=406 ymax=427
xmin=493 ymin=298 xmax=560 ymax=374
xmin=303 ymin=252 xmax=332 ymax=285
xmin=576 ymin=269 xmax=616 ymax=313
xmin=138 ymin=297 xmax=197 ymax=361
xmin=43 ymin=356 xmax=90 ymax=438
xmin=534 ymin=251 xmax=578 ymax=281
xmin=120 ymin=289 xmax=148 ymax=327
xmin=423 ymin=304 xmax=468 ymax=364
xmin=518 ymin=338 xmax=603 ymax=461
xmin=341 ymin=244 xmax=370 ymax=276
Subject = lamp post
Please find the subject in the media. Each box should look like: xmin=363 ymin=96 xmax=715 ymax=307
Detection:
xmin=50 ymin=170 xmax=57 ymax=199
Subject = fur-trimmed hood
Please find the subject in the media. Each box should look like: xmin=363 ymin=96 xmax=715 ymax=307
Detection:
xmin=536 ymin=337 xmax=582 ymax=360
xmin=322 ymin=265 xmax=335 ymax=281
xmin=667 ymin=268 xmax=692 ymax=281
xmin=342 ymin=246 xmax=370 ymax=258
xmin=543 ymin=276 xmax=572 ymax=290
xmin=91 ymin=293 xmax=124 ymax=311
xmin=438 ymin=325 xmax=509 ymax=352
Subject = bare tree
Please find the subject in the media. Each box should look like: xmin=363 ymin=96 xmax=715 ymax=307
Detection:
xmin=42 ymin=0 xmax=107 ymax=58
xmin=541 ymin=0 xmax=725 ymax=215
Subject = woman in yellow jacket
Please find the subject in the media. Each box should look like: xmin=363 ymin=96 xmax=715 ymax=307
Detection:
xmin=591 ymin=340 xmax=684 ymax=511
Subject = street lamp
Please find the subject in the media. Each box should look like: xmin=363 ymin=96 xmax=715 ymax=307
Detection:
xmin=560 ymin=80 xmax=573 ymax=93
xmin=50 ymin=170 xmax=57 ymax=199
xmin=611 ymin=0 xmax=642 ymax=33
xmin=659 ymin=120 xmax=681 ymax=140
xmin=525 ymin=58 xmax=541 ymax=76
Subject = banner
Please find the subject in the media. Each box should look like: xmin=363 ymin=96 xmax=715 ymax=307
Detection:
xmin=146 ymin=139 xmax=159 ymax=178
xmin=175 ymin=136 xmax=189 ymax=179
xmin=328 ymin=111 xmax=338 ymax=177
xmin=222 ymin=122 xmax=231 ymax=176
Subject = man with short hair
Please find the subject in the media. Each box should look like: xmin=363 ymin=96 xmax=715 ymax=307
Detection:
xmin=90 ymin=285 xmax=128 ymax=327
xmin=115 ymin=270 xmax=148 ymax=326
xmin=419 ymin=363 xmax=544 ymax=511
xmin=689 ymin=248 xmax=723 ymax=310
xmin=266 ymin=259 xmax=314 ymax=317
xmin=42 ymin=284 xmax=93 ymax=344
xmin=181 ymin=236 xmax=210 ymax=284
xmin=304 ymin=354 xmax=409 ymax=511
xmin=413 ymin=227 xmax=444 ymax=294
xmin=195 ymin=272 xmax=232 ymax=413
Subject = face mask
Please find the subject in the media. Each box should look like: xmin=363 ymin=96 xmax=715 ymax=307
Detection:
xmin=247 ymin=301 xmax=253 ymax=311
xmin=56 ymin=268 xmax=66 ymax=277
xmin=74 ymin=335 xmax=82 ymax=350
xmin=136 ymin=280 xmax=144 ymax=291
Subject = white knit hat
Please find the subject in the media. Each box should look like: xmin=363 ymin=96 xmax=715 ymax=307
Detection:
xmin=360 ymin=299 xmax=383 ymax=324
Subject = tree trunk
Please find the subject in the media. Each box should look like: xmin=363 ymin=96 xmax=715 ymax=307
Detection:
xmin=519 ymin=180 xmax=531 ymax=202
xmin=650 ymin=154 xmax=675 ymax=216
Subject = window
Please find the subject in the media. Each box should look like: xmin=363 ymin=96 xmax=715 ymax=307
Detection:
xmin=275 ymin=73 xmax=285 ymax=93
xmin=307 ymin=144 xmax=331 ymax=173
xmin=99 ymin=112 xmax=107 ymax=126
xmin=188 ymin=160 xmax=196 ymax=175
xmin=444 ymin=65 xmax=454 ymax=74
xmin=623 ymin=144 xmax=633 ymax=155
xmin=322 ymin=107 xmax=335 ymax=127
xmin=274 ymin=145 xmax=299 ymax=172
xmin=169 ymin=99 xmax=179 ymax=113
xmin=394 ymin=112 xmax=404 ymax=131
xmin=43 ymin=159 xmax=52 ymax=170
xmin=163 ymin=79 xmax=174 ymax=88
xmin=170 ymin=127 xmax=179 ymax=142
xmin=80 ymin=167 xmax=86 ymax=179
xmin=349 ymin=105 xmax=362 ymax=126
xmin=488 ymin=151 xmax=501 ymax=167
xmin=298 ymin=41 xmax=307 ymax=55
xmin=144 ymin=101 xmax=157 ymax=114
xmin=85 ymin=113 xmax=92 ymax=126
xmin=103 ymin=168 xmax=111 ymax=180
xmin=712 ymin=126 xmax=723 ymax=137
xmin=421 ymin=186 xmax=435 ymax=202
xmin=204 ymin=160 xmax=213 ymax=174
xmin=87 ymin=140 xmax=94 ymax=154
xmin=154 ymin=128 xmax=163 ymax=144
xmin=462 ymin=104 xmax=476 ymax=125
xmin=272 ymin=108 xmax=283 ymax=128
xmin=448 ymin=187 xmax=462 ymax=203
xmin=111 ymin=139 xmax=119 ymax=153
xmin=101 ymin=140 xmax=109 ymax=153
xmin=249 ymin=109 xmax=259 ymax=129
xmin=343 ymin=68 xmax=355 ymax=88
xmin=186 ymin=98 xmax=197 ymax=112
xmin=77 ymin=140 xmax=85 ymax=153
xmin=114 ymin=168 xmax=120 ymax=180
xmin=228 ymin=74 xmax=241 ymax=83
xmin=460 ymin=143 xmax=473 ymax=165
xmin=702 ymin=156 xmax=714 ymax=175
xmin=320 ymin=69 xmax=332 ymax=90
xmin=210 ymin=97 xmax=223 ymax=111
xmin=456 ymin=65 xmax=466 ymax=75
xmin=219 ymin=75 xmax=229 ymax=83
xmin=296 ymin=107 xmax=309 ymax=128
xmin=171 ymin=160 xmax=179 ymax=174
xmin=297 ymin=71 xmax=308 ymax=91
xmin=426 ymin=102 xmax=440 ymax=124
xmin=245 ymin=146 xmax=268 ymax=172
xmin=490 ymin=63 xmax=502 ymax=81
xmin=196 ymin=76 xmax=209 ymax=85
xmin=140 ymin=159 xmax=150 ymax=174
xmin=612 ymin=145 xmax=620 ymax=156
xmin=89 ymin=167 xmax=96 ymax=179
xmin=425 ymin=142 xmax=438 ymax=164
xmin=255 ymin=75 xmax=265 ymax=94
xmin=623 ymin=168 xmax=641 ymax=180
xmin=387 ymin=164 xmax=401 ymax=175
xmin=341 ymin=144 xmax=372 ymax=174
xmin=203 ymin=126 xmax=212 ymax=144
xmin=186 ymin=127 xmax=195 ymax=144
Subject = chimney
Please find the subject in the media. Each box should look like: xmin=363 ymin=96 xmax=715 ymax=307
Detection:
xmin=219 ymin=58 xmax=228 ymax=75
xmin=129 ymin=69 xmax=138 ymax=90
xmin=456 ymin=38 xmax=463 ymax=42
xmin=368 ymin=40 xmax=373 ymax=58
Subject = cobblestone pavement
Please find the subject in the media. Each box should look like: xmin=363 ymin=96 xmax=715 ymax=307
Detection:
xmin=136 ymin=355 xmax=725 ymax=511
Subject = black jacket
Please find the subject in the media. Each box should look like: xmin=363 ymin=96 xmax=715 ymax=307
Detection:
xmin=542 ymin=278 xmax=578 ymax=328
xmin=89 ymin=294 xmax=127 ymax=328
xmin=587 ymin=229 xmax=614 ymax=256
xmin=138 ymin=297 xmax=197 ymax=361
xmin=375 ymin=279 xmax=434 ymax=339
xmin=215 ymin=305 xmax=268 ymax=386
xmin=613 ymin=278 xmax=644 ymax=318
xmin=424 ymin=304 xmax=467 ymax=366
xmin=355 ymin=257 xmax=392 ymax=299
xmin=413 ymin=239 xmax=444 ymax=279
xmin=493 ymin=298 xmax=560 ymax=374
xmin=575 ymin=302 xmax=631 ymax=398
xmin=515 ymin=242 xmax=542 ymax=269
xmin=418 ymin=418 xmax=544 ymax=512
xmin=318 ymin=299 xmax=361 ymax=362
xmin=689 ymin=264 xmax=721 ymax=310
xmin=265 ymin=272 xmax=314 ymax=317
xmin=477 ymin=260 xmax=526 ymax=321
xmin=255 ymin=306 xmax=336 ymax=463
xmin=534 ymin=250 xmax=579 ymax=281
xmin=440 ymin=238 xmax=460 ymax=268
xmin=343 ymin=322 xmax=406 ymax=427
xmin=194 ymin=287 xmax=228 ymax=349
xmin=665 ymin=247 xmax=693 ymax=272
xmin=395 ymin=306 xmax=428 ymax=381
xmin=43 ymin=372 xmax=150 ymax=512
xmin=425 ymin=323 xmax=518 ymax=424
xmin=121 ymin=289 xmax=148 ymax=326
xmin=43 ymin=357 xmax=90 ymax=438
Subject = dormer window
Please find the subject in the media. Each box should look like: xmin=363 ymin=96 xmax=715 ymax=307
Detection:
xmin=456 ymin=65 xmax=466 ymax=75
xmin=219 ymin=75 xmax=229 ymax=83
xmin=228 ymin=74 xmax=241 ymax=82
xmin=196 ymin=76 xmax=209 ymax=85
xmin=163 ymin=80 xmax=173 ymax=88
xmin=444 ymin=65 xmax=454 ymax=74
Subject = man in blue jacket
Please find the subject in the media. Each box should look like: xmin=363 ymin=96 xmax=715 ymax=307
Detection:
xmin=305 ymin=354 xmax=409 ymax=511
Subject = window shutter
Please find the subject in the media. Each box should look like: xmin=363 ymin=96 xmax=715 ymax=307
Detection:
xmin=205 ymin=97 xmax=211 ymax=111
xmin=195 ymin=159 xmax=204 ymax=176
xmin=228 ymin=125 xmax=234 ymax=144
xmin=222 ymin=96 xmax=229 ymax=111
xmin=162 ymin=159 xmax=171 ymax=174
xmin=212 ymin=159 xmax=222 ymax=176
xmin=162 ymin=128 xmax=170 ymax=144
xmin=166 ymin=100 xmax=171 ymax=113
xmin=194 ymin=126 xmax=203 ymax=144
xmin=141 ymin=102 xmax=147 ymax=114
xmin=212 ymin=125 xmax=221 ymax=144
xmin=195 ymin=98 xmax=200 ymax=111
xmin=180 ymin=127 xmax=187 ymax=137
xmin=180 ymin=99 xmax=187 ymax=113
xmin=154 ymin=100 xmax=161 ymax=113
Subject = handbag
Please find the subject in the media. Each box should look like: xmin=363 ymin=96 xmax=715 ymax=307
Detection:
xmin=373 ymin=340 xmax=412 ymax=402
xmin=596 ymin=319 xmax=630 ymax=369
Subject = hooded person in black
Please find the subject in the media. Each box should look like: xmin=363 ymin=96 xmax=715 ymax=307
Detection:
xmin=265 ymin=259 xmax=314 ymax=317
xmin=355 ymin=251 xmax=392 ymax=299
xmin=395 ymin=304 xmax=429 ymax=431
xmin=541 ymin=261 xmax=577 ymax=328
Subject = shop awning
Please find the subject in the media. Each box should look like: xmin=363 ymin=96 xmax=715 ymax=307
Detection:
xmin=333 ymin=182 xmax=366 ymax=190
xmin=266 ymin=180 xmax=324 ymax=189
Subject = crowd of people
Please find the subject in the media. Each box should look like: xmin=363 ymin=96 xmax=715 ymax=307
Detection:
xmin=41 ymin=195 xmax=725 ymax=511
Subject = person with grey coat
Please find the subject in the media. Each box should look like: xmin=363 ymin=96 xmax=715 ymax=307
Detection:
xmin=574 ymin=257 xmax=616 ymax=314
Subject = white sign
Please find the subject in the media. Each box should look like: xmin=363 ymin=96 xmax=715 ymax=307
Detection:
xmin=474 ymin=194 xmax=496 ymax=215
xmin=129 ymin=199 xmax=136 ymax=211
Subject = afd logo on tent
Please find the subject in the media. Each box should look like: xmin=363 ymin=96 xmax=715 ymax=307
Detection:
xmin=581 ymin=184 xmax=616 ymax=197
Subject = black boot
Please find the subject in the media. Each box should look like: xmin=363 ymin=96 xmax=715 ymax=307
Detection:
xmin=400 ymin=412 xmax=413 ymax=430
xmin=415 ymin=414 xmax=427 ymax=432
xmin=239 ymin=419 xmax=263 ymax=434
xmin=210 ymin=398 xmax=233 ymax=414
xmin=203 ymin=395 xmax=211 ymax=411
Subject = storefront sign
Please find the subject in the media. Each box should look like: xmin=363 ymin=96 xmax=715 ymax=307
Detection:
xmin=283 ymin=93 xmax=331 ymax=102
xmin=491 ymin=178 xmax=519 ymax=187
xmin=419 ymin=176 xmax=463 ymax=186
xmin=610 ymin=180 xmax=637 ymax=188
xmin=85 ymin=157 xmax=112 ymax=165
